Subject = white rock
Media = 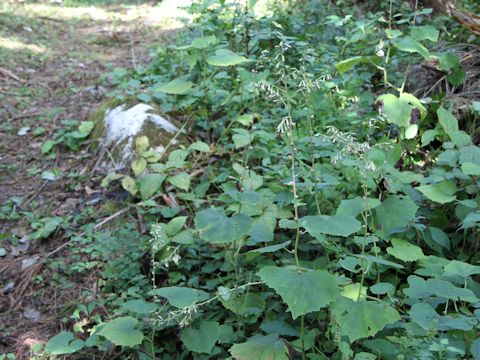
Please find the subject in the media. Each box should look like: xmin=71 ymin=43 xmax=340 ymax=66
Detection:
xmin=102 ymin=103 xmax=178 ymax=169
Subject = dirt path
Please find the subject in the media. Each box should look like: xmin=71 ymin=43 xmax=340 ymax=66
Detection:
xmin=0 ymin=2 xmax=184 ymax=356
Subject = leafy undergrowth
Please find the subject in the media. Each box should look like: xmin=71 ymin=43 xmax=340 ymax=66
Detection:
xmin=4 ymin=0 xmax=480 ymax=359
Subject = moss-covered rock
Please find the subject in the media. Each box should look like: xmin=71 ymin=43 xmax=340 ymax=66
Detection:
xmin=89 ymin=101 xmax=187 ymax=169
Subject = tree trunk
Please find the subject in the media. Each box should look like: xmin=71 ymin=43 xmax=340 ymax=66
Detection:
xmin=424 ymin=0 xmax=480 ymax=35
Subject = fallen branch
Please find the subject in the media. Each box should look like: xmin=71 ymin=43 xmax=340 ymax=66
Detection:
xmin=9 ymin=111 xmax=44 ymax=122
xmin=92 ymin=207 xmax=130 ymax=231
xmin=0 ymin=67 xmax=26 ymax=83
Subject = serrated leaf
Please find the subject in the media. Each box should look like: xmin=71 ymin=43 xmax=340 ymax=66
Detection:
xmin=230 ymin=334 xmax=289 ymax=360
xmin=207 ymin=49 xmax=249 ymax=66
xmin=195 ymin=208 xmax=253 ymax=244
xmin=332 ymin=297 xmax=400 ymax=342
xmin=257 ymin=266 xmax=338 ymax=319
xmin=167 ymin=172 xmax=190 ymax=191
xmin=447 ymin=68 xmax=466 ymax=86
xmin=181 ymin=320 xmax=220 ymax=354
xmin=138 ymin=174 xmax=166 ymax=200
xmin=417 ymin=181 xmax=457 ymax=204
xmin=438 ymin=53 xmax=459 ymax=70
xmin=45 ymin=331 xmax=84 ymax=355
xmin=301 ymin=214 xmax=361 ymax=237
xmin=155 ymin=76 xmax=193 ymax=95
xmin=386 ymin=238 xmax=425 ymax=262
xmin=97 ymin=317 xmax=144 ymax=347
xmin=149 ymin=286 xmax=209 ymax=308
xmin=247 ymin=241 xmax=290 ymax=255
xmin=404 ymin=275 xmax=478 ymax=302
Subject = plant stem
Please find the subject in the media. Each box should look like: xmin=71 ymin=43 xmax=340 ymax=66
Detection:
xmin=300 ymin=315 xmax=306 ymax=360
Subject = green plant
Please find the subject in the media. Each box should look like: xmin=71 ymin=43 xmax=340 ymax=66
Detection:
xmin=43 ymin=0 xmax=480 ymax=359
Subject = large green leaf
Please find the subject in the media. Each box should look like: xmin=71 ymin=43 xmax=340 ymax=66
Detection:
xmin=195 ymin=208 xmax=253 ymax=244
xmin=393 ymin=36 xmax=430 ymax=59
xmin=377 ymin=93 xmax=426 ymax=128
xmin=167 ymin=172 xmax=191 ymax=191
xmin=45 ymin=331 xmax=84 ymax=355
xmin=220 ymin=292 xmax=265 ymax=316
xmin=138 ymin=174 xmax=166 ymax=200
xmin=257 ymin=266 xmax=338 ymax=319
xmin=410 ymin=25 xmax=439 ymax=42
xmin=180 ymin=320 xmax=220 ymax=354
xmin=404 ymin=275 xmax=478 ymax=302
xmin=332 ymin=297 xmax=400 ymax=342
xmin=301 ymin=214 xmax=361 ymax=237
xmin=386 ymin=238 xmax=425 ymax=262
xmin=409 ymin=303 xmax=475 ymax=331
xmin=154 ymin=76 xmax=193 ymax=95
xmin=437 ymin=107 xmax=471 ymax=147
xmin=122 ymin=300 xmax=156 ymax=314
xmin=230 ymin=334 xmax=289 ymax=360
xmin=417 ymin=181 xmax=457 ymax=204
xmin=375 ymin=195 xmax=418 ymax=238
xmin=149 ymin=286 xmax=210 ymax=308
xmin=378 ymin=93 xmax=411 ymax=127
xmin=207 ymin=49 xmax=249 ymax=66
xmin=97 ymin=317 xmax=144 ymax=347
xmin=444 ymin=260 xmax=480 ymax=278
xmin=335 ymin=56 xmax=379 ymax=74
xmin=336 ymin=197 xmax=381 ymax=217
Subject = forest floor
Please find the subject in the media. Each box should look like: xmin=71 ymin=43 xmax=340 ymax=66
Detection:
xmin=0 ymin=1 xmax=185 ymax=357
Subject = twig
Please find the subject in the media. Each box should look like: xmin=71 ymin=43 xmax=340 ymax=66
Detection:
xmin=31 ymin=206 xmax=132 ymax=262
xmin=9 ymin=111 xmax=44 ymax=122
xmin=92 ymin=207 xmax=130 ymax=230
xmin=0 ymin=67 xmax=26 ymax=83
xmin=23 ymin=180 xmax=49 ymax=207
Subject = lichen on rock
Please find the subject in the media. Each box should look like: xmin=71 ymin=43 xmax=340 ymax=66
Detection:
xmin=90 ymin=101 xmax=185 ymax=170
